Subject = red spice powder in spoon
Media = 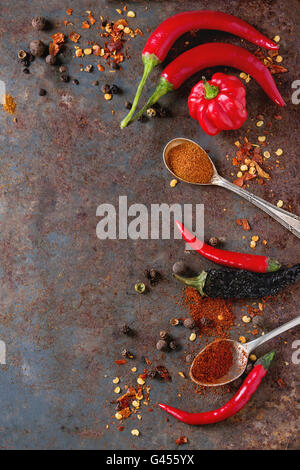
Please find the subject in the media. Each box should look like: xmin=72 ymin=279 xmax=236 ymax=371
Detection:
xmin=191 ymin=339 xmax=233 ymax=384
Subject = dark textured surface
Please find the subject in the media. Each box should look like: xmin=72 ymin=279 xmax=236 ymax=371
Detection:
xmin=0 ymin=0 xmax=299 ymax=450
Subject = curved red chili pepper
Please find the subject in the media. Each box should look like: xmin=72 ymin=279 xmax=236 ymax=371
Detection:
xmin=159 ymin=351 xmax=274 ymax=425
xmin=129 ymin=42 xmax=285 ymax=124
xmin=120 ymin=11 xmax=278 ymax=128
xmin=176 ymin=221 xmax=281 ymax=273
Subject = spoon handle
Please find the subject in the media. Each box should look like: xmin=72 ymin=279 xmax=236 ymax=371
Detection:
xmin=215 ymin=176 xmax=300 ymax=238
xmin=245 ymin=316 xmax=300 ymax=354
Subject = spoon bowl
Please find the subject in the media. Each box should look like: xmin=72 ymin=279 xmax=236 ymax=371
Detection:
xmin=189 ymin=316 xmax=300 ymax=386
xmin=163 ymin=137 xmax=219 ymax=185
xmin=189 ymin=339 xmax=248 ymax=387
xmin=163 ymin=137 xmax=300 ymax=238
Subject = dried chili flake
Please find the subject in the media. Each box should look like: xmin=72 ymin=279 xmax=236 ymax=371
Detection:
xmin=236 ymin=218 xmax=251 ymax=231
xmin=97 ymin=64 xmax=105 ymax=71
xmin=69 ymin=32 xmax=80 ymax=43
xmin=51 ymin=32 xmax=65 ymax=44
xmin=156 ymin=366 xmax=172 ymax=382
xmin=87 ymin=12 xmax=96 ymax=25
xmin=49 ymin=42 xmax=60 ymax=56
xmin=115 ymin=359 xmax=127 ymax=365
xmin=176 ymin=436 xmax=188 ymax=445
xmin=66 ymin=8 xmax=73 ymax=15
xmin=82 ymin=21 xmax=90 ymax=29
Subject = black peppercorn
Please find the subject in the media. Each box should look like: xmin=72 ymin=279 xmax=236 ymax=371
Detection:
xmin=32 ymin=16 xmax=46 ymax=31
xmin=45 ymin=54 xmax=56 ymax=65
xmin=183 ymin=318 xmax=195 ymax=329
xmin=72 ymin=79 xmax=79 ymax=85
xmin=159 ymin=330 xmax=168 ymax=340
xmin=169 ymin=341 xmax=177 ymax=350
xmin=39 ymin=88 xmax=46 ymax=96
xmin=102 ymin=20 xmax=108 ymax=27
xmin=29 ymin=40 xmax=47 ymax=57
xmin=121 ymin=324 xmax=131 ymax=336
xmin=101 ymin=84 xmax=111 ymax=94
xmin=60 ymin=73 xmax=70 ymax=83
xmin=121 ymin=348 xmax=130 ymax=357
xmin=185 ymin=354 xmax=193 ymax=363
xmin=92 ymin=80 xmax=99 ymax=87
xmin=125 ymin=101 xmax=132 ymax=110
xmin=111 ymin=84 xmax=120 ymax=94
xmin=23 ymin=68 xmax=30 ymax=74
xmin=59 ymin=65 xmax=67 ymax=73
xmin=156 ymin=339 xmax=167 ymax=351
xmin=199 ymin=317 xmax=215 ymax=328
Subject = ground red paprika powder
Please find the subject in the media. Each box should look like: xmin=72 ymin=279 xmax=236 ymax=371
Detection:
xmin=180 ymin=287 xmax=234 ymax=337
xmin=167 ymin=141 xmax=213 ymax=183
xmin=191 ymin=339 xmax=233 ymax=384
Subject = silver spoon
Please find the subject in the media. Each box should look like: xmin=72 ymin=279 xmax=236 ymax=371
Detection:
xmin=189 ymin=316 xmax=300 ymax=386
xmin=163 ymin=138 xmax=300 ymax=238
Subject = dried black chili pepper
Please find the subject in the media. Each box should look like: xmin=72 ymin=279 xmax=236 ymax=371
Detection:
xmin=174 ymin=264 xmax=300 ymax=299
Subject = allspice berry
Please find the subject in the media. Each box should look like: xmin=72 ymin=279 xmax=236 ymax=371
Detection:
xmin=169 ymin=341 xmax=177 ymax=350
xmin=156 ymin=340 xmax=167 ymax=351
xmin=172 ymin=261 xmax=186 ymax=275
xmin=30 ymin=40 xmax=47 ymax=57
xmin=32 ymin=16 xmax=46 ymax=31
xmin=45 ymin=54 xmax=56 ymax=65
xmin=183 ymin=318 xmax=195 ymax=329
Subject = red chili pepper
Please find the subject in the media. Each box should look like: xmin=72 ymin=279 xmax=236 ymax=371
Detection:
xmin=120 ymin=11 xmax=278 ymax=128
xmin=159 ymin=351 xmax=274 ymax=425
xmin=128 ymin=42 xmax=285 ymax=125
xmin=176 ymin=221 xmax=281 ymax=273
xmin=188 ymin=73 xmax=247 ymax=135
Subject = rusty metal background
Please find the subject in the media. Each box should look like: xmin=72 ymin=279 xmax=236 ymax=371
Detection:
xmin=0 ymin=0 xmax=299 ymax=450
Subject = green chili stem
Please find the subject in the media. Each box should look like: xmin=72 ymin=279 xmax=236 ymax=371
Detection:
xmin=266 ymin=258 xmax=281 ymax=273
xmin=128 ymin=77 xmax=174 ymax=125
xmin=120 ymin=54 xmax=160 ymax=129
xmin=255 ymin=351 xmax=275 ymax=369
xmin=202 ymin=76 xmax=219 ymax=100
xmin=173 ymin=271 xmax=207 ymax=297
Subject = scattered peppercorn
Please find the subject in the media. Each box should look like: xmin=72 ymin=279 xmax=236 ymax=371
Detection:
xmin=72 ymin=79 xmax=79 ymax=85
xmin=156 ymin=339 xmax=168 ymax=351
xmin=111 ymin=84 xmax=120 ymax=94
xmin=92 ymin=80 xmax=99 ymax=86
xmin=32 ymin=16 xmax=46 ymax=31
xmin=125 ymin=101 xmax=132 ymax=110
xmin=172 ymin=261 xmax=187 ymax=275
xmin=121 ymin=348 xmax=130 ymax=357
xmin=23 ymin=68 xmax=30 ymax=74
xmin=17 ymin=50 xmax=27 ymax=60
xmin=199 ymin=317 xmax=215 ymax=328
xmin=146 ymin=107 xmax=156 ymax=118
xmin=159 ymin=330 xmax=168 ymax=340
xmin=183 ymin=318 xmax=195 ymax=329
xmin=185 ymin=354 xmax=193 ymax=363
xmin=38 ymin=88 xmax=46 ymax=96
xmin=169 ymin=341 xmax=177 ymax=350
xmin=59 ymin=65 xmax=68 ymax=73
xmin=101 ymin=84 xmax=111 ymax=94
xmin=60 ymin=73 xmax=70 ymax=82
xmin=29 ymin=40 xmax=47 ymax=57
xmin=45 ymin=54 xmax=56 ymax=65
xmin=121 ymin=324 xmax=132 ymax=336
xmin=209 ymin=236 xmax=219 ymax=247
xmin=145 ymin=268 xmax=160 ymax=285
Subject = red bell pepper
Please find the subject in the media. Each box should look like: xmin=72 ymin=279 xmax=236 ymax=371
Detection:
xmin=188 ymin=73 xmax=247 ymax=135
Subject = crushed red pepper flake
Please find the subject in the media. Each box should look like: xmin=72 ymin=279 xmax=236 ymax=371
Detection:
xmin=69 ymin=31 xmax=80 ymax=43
xmin=66 ymin=8 xmax=73 ymax=15
xmin=176 ymin=436 xmax=188 ymax=445
xmin=115 ymin=359 xmax=127 ymax=365
xmin=236 ymin=218 xmax=251 ymax=231
xmin=82 ymin=20 xmax=90 ymax=29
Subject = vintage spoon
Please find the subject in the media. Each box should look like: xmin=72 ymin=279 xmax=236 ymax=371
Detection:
xmin=163 ymin=138 xmax=300 ymax=238
xmin=189 ymin=316 xmax=300 ymax=386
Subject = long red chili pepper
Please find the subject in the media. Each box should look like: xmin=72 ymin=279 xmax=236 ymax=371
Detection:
xmin=176 ymin=221 xmax=281 ymax=273
xmin=159 ymin=351 xmax=274 ymax=425
xmin=129 ymin=42 xmax=285 ymax=124
xmin=120 ymin=11 xmax=278 ymax=128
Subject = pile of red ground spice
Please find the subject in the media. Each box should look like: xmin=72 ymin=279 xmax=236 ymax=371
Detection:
xmin=191 ymin=340 xmax=233 ymax=384
xmin=168 ymin=142 xmax=213 ymax=184
xmin=181 ymin=287 xmax=234 ymax=337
